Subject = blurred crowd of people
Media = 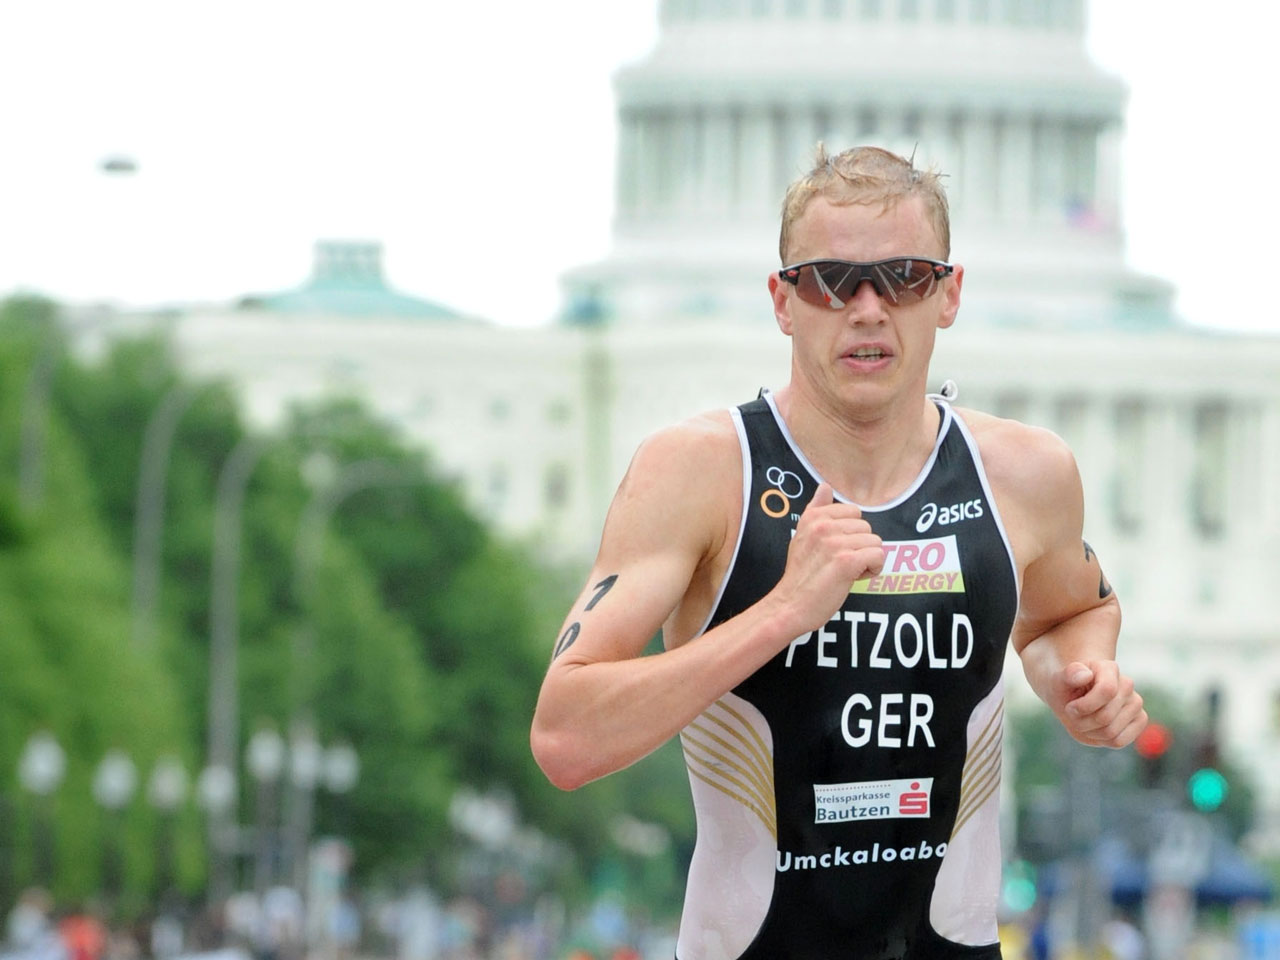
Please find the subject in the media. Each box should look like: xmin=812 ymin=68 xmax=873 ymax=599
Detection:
xmin=0 ymin=885 xmax=673 ymax=960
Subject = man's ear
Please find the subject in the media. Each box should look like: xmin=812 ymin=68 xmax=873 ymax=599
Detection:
xmin=769 ymin=272 xmax=794 ymax=336
xmin=937 ymin=264 xmax=963 ymax=330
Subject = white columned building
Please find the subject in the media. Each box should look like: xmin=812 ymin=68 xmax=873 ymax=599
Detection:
xmin=82 ymin=0 xmax=1280 ymax=853
xmin=554 ymin=0 xmax=1280 ymax=854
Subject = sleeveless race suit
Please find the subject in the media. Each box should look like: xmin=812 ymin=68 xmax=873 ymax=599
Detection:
xmin=675 ymin=390 xmax=1019 ymax=960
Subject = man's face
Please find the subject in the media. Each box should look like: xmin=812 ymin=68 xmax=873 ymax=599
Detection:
xmin=769 ymin=194 xmax=962 ymax=415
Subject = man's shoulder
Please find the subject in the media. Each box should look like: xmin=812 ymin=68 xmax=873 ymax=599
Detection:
xmin=606 ymin=408 xmax=744 ymax=559
xmin=633 ymin=408 xmax=741 ymax=465
xmin=953 ymin=406 xmax=1081 ymax=508
xmin=618 ymin=408 xmax=742 ymax=503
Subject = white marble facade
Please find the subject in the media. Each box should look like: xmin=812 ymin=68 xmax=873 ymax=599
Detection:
xmin=91 ymin=0 xmax=1280 ymax=850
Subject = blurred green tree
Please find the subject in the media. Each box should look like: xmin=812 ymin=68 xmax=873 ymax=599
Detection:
xmin=0 ymin=298 xmax=192 ymax=909
xmin=1 ymin=295 xmax=696 ymax=920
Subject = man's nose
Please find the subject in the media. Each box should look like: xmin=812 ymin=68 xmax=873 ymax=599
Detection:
xmin=845 ymin=278 xmax=888 ymax=314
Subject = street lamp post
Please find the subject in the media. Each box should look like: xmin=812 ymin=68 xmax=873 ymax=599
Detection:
xmin=18 ymin=732 xmax=66 ymax=889
xmin=196 ymin=763 xmax=237 ymax=904
xmin=147 ymin=756 xmax=188 ymax=904
xmin=207 ymin=435 xmax=269 ymax=904
xmin=282 ymin=457 xmax=407 ymax=891
xmin=17 ymin=317 xmax=59 ymax=513
xmin=246 ymin=725 xmax=285 ymax=897
xmin=92 ymin=750 xmax=138 ymax=906
xmin=282 ymin=722 xmax=321 ymax=893
xmin=449 ymin=787 xmax=518 ymax=916
xmin=321 ymin=743 xmax=359 ymax=797
xmin=132 ymin=383 xmax=204 ymax=651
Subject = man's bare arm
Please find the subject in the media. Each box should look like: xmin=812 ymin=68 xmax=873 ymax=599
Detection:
xmin=531 ymin=418 xmax=884 ymax=790
xmin=1005 ymin=426 xmax=1147 ymax=748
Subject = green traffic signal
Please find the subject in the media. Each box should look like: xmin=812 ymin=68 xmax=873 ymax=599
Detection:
xmin=1188 ymin=767 xmax=1228 ymax=812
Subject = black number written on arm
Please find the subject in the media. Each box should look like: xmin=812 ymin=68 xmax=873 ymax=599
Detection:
xmin=553 ymin=622 xmax=580 ymax=659
xmin=552 ymin=574 xmax=621 ymax=659
xmin=1083 ymin=540 xmax=1114 ymax=599
xmin=585 ymin=574 xmax=618 ymax=611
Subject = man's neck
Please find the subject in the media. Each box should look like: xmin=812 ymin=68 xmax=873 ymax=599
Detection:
xmin=772 ymin=383 xmax=941 ymax=506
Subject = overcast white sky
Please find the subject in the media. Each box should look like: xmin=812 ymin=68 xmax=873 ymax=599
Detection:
xmin=0 ymin=1 xmax=1275 ymax=333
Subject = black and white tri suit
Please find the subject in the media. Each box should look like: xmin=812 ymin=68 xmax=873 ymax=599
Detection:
xmin=675 ymin=388 xmax=1019 ymax=960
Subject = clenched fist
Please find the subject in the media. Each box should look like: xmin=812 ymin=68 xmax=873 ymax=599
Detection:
xmin=772 ymin=482 xmax=885 ymax=637
xmin=1056 ymin=660 xmax=1148 ymax=748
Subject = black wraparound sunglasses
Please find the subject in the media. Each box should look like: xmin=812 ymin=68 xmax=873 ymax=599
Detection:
xmin=779 ymin=257 xmax=954 ymax=308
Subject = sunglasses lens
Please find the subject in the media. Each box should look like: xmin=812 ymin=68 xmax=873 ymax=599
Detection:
xmin=793 ymin=259 xmax=943 ymax=308
xmin=873 ymin=259 xmax=940 ymax=302
xmin=796 ymin=262 xmax=859 ymax=308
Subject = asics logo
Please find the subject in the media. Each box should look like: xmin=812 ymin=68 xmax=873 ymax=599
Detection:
xmin=915 ymin=498 xmax=984 ymax=533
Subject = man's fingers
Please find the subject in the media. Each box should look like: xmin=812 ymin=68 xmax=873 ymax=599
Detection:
xmin=807 ymin=481 xmax=834 ymax=512
xmin=1068 ymin=666 xmax=1129 ymax=718
xmin=1080 ymin=709 xmax=1149 ymax=749
xmin=1113 ymin=711 xmax=1150 ymax=749
xmin=1066 ymin=661 xmax=1093 ymax=687
xmin=855 ymin=545 xmax=885 ymax=578
xmin=801 ymin=482 xmax=863 ymax=521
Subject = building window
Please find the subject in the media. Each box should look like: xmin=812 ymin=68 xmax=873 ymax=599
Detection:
xmin=899 ymin=0 xmax=920 ymax=19
xmin=546 ymin=398 xmax=572 ymax=425
xmin=823 ymin=0 xmax=844 ymax=17
xmin=1191 ymin=401 xmax=1229 ymax=539
xmin=1111 ymin=399 xmax=1145 ymax=534
xmin=545 ymin=463 xmax=570 ymax=511
xmin=488 ymin=464 xmax=509 ymax=513
xmin=936 ymin=0 xmax=957 ymax=19
xmin=860 ymin=0 xmax=882 ymax=18
xmin=1052 ymin=396 xmax=1087 ymax=451
xmin=970 ymin=0 xmax=990 ymax=22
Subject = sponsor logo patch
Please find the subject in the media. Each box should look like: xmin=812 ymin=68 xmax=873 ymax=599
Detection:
xmin=916 ymin=498 xmax=984 ymax=533
xmin=760 ymin=466 xmax=804 ymax=520
xmin=813 ymin=777 xmax=934 ymax=823
xmin=851 ymin=535 xmax=964 ymax=595
xmin=777 ymin=837 xmax=948 ymax=872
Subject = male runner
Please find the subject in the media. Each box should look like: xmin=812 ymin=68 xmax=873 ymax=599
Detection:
xmin=531 ymin=144 xmax=1147 ymax=959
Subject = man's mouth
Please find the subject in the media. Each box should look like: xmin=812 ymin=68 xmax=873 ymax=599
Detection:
xmin=846 ymin=347 xmax=888 ymax=360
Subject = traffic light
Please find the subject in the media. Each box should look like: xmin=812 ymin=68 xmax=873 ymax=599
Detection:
xmin=1000 ymin=859 xmax=1038 ymax=914
xmin=1134 ymin=721 xmax=1173 ymax=788
xmin=1188 ymin=767 xmax=1229 ymax=812
xmin=1187 ymin=688 xmax=1227 ymax=812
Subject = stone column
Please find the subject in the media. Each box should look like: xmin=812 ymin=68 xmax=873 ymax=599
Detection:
xmin=781 ymin=107 xmax=822 ymax=182
xmin=702 ymin=106 xmax=736 ymax=216
xmin=1084 ymin=395 xmax=1118 ymax=540
xmin=738 ymin=106 xmax=777 ymax=218
xmin=997 ymin=113 xmax=1034 ymax=224
xmin=919 ymin=109 xmax=955 ymax=183
xmin=1262 ymin=399 xmax=1280 ymax=535
xmin=634 ymin=109 xmax=661 ymax=221
xmin=824 ymin=100 xmax=859 ymax=152
xmin=1033 ymin=118 xmax=1067 ymax=224
xmin=1149 ymin=398 xmax=1196 ymax=612
xmin=616 ymin=110 xmax=641 ymax=220
xmin=959 ymin=111 xmax=997 ymax=220
xmin=1095 ymin=121 xmax=1123 ymax=230
xmin=674 ymin=109 xmax=702 ymax=213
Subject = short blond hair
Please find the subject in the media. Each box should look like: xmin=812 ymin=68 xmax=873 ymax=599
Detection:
xmin=779 ymin=143 xmax=951 ymax=263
